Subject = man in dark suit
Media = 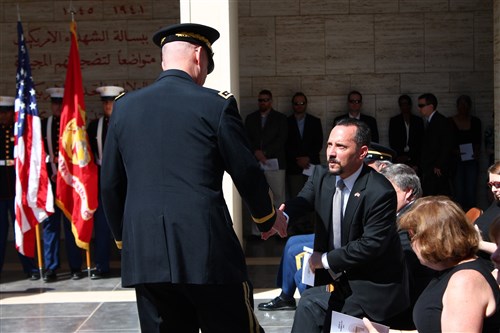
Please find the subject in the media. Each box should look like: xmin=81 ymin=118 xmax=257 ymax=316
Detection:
xmin=333 ymin=90 xmax=379 ymax=143
xmin=388 ymin=94 xmax=424 ymax=170
xmin=86 ymin=85 xmax=124 ymax=279
xmin=100 ymin=23 xmax=286 ymax=333
xmin=417 ymin=93 xmax=454 ymax=196
xmin=245 ymin=89 xmax=288 ymax=208
xmin=285 ymin=92 xmax=323 ymax=234
xmin=287 ymin=118 xmax=409 ymax=332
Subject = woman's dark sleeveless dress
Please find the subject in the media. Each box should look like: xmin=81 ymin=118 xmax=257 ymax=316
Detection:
xmin=413 ymin=259 xmax=500 ymax=333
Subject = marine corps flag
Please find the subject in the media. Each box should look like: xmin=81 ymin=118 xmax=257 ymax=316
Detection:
xmin=56 ymin=20 xmax=98 ymax=250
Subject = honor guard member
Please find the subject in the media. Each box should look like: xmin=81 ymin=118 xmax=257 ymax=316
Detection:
xmin=41 ymin=88 xmax=83 ymax=282
xmin=86 ymin=85 xmax=124 ymax=279
xmin=0 ymin=96 xmax=39 ymax=279
xmin=364 ymin=142 xmax=396 ymax=172
xmin=101 ymin=23 xmax=287 ymax=332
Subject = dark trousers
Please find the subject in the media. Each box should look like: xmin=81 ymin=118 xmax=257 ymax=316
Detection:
xmin=93 ymin=196 xmax=111 ymax=272
xmin=42 ymin=206 xmax=82 ymax=271
xmin=135 ymin=281 xmax=264 ymax=333
xmin=452 ymin=160 xmax=478 ymax=212
xmin=291 ymin=286 xmax=331 ymax=333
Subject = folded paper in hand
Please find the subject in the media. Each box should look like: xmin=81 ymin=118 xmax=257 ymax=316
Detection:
xmin=260 ymin=158 xmax=279 ymax=171
xmin=301 ymin=246 xmax=315 ymax=286
xmin=302 ymin=164 xmax=316 ymax=176
xmin=330 ymin=311 xmax=389 ymax=333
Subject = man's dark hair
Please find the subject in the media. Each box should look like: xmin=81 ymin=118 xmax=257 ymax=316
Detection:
xmin=291 ymin=92 xmax=307 ymax=104
xmin=259 ymin=89 xmax=272 ymax=99
xmin=347 ymin=90 xmax=362 ymax=102
xmin=335 ymin=118 xmax=371 ymax=147
xmin=398 ymin=94 xmax=412 ymax=106
xmin=418 ymin=93 xmax=438 ymax=110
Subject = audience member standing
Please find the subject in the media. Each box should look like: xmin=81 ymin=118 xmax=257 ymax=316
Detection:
xmin=245 ymin=89 xmax=288 ymax=208
xmin=0 ymin=96 xmax=39 ymax=279
xmin=285 ymin=92 xmax=323 ymax=234
xmin=417 ymin=93 xmax=454 ymax=196
xmin=333 ymin=90 xmax=379 ymax=143
xmin=388 ymin=94 xmax=424 ymax=171
xmin=86 ymin=86 xmax=124 ymax=279
xmin=450 ymin=94 xmax=482 ymax=212
xmin=41 ymin=88 xmax=83 ymax=282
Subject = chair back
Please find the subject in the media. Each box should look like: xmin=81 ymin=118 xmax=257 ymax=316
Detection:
xmin=465 ymin=207 xmax=483 ymax=224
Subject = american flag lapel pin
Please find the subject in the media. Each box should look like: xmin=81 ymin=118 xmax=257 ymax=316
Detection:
xmin=354 ymin=192 xmax=360 ymax=197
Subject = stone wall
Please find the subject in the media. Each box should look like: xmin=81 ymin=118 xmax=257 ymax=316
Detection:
xmin=0 ymin=0 xmax=494 ymax=207
xmin=238 ymin=0 xmax=493 ymax=159
xmin=0 ymin=1 xmax=179 ymax=119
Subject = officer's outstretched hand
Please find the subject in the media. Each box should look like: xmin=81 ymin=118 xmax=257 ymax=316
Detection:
xmin=261 ymin=204 xmax=287 ymax=240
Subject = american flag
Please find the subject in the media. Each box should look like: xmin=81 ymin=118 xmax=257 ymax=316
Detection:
xmin=14 ymin=21 xmax=54 ymax=257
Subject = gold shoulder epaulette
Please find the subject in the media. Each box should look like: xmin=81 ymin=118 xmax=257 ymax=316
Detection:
xmin=115 ymin=92 xmax=126 ymax=101
xmin=218 ymin=91 xmax=233 ymax=99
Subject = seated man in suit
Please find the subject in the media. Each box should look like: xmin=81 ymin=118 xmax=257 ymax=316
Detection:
xmin=289 ymin=162 xmax=426 ymax=332
xmin=258 ymin=142 xmax=396 ymax=313
xmin=283 ymin=119 xmax=409 ymax=333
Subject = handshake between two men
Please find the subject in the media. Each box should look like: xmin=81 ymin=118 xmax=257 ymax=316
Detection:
xmin=261 ymin=204 xmax=288 ymax=240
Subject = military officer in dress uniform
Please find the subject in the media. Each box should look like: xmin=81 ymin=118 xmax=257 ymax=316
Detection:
xmin=0 ymin=96 xmax=39 ymax=279
xmin=101 ymin=23 xmax=287 ymax=332
xmin=86 ymin=85 xmax=123 ymax=279
xmin=41 ymin=88 xmax=83 ymax=282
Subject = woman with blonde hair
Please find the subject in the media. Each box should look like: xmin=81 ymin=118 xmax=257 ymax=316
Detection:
xmin=364 ymin=196 xmax=500 ymax=333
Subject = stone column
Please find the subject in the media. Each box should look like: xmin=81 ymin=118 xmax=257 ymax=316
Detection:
xmin=180 ymin=0 xmax=244 ymax=243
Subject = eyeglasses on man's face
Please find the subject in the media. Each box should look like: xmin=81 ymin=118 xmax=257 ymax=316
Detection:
xmin=349 ymin=99 xmax=362 ymax=104
xmin=258 ymin=98 xmax=271 ymax=103
xmin=293 ymin=101 xmax=306 ymax=106
xmin=418 ymin=103 xmax=430 ymax=108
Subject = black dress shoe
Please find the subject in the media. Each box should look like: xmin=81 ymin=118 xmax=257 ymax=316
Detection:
xmin=90 ymin=269 xmax=108 ymax=280
xmin=71 ymin=270 xmax=83 ymax=280
xmin=28 ymin=272 xmax=41 ymax=281
xmin=43 ymin=269 xmax=57 ymax=282
xmin=258 ymin=296 xmax=296 ymax=311
xmin=71 ymin=269 xmax=83 ymax=280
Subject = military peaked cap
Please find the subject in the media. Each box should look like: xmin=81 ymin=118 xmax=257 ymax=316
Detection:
xmin=365 ymin=142 xmax=396 ymax=162
xmin=0 ymin=96 xmax=15 ymax=112
xmin=152 ymin=23 xmax=220 ymax=74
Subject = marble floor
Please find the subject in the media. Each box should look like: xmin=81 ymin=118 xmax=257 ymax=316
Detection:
xmin=0 ymin=237 xmax=296 ymax=333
